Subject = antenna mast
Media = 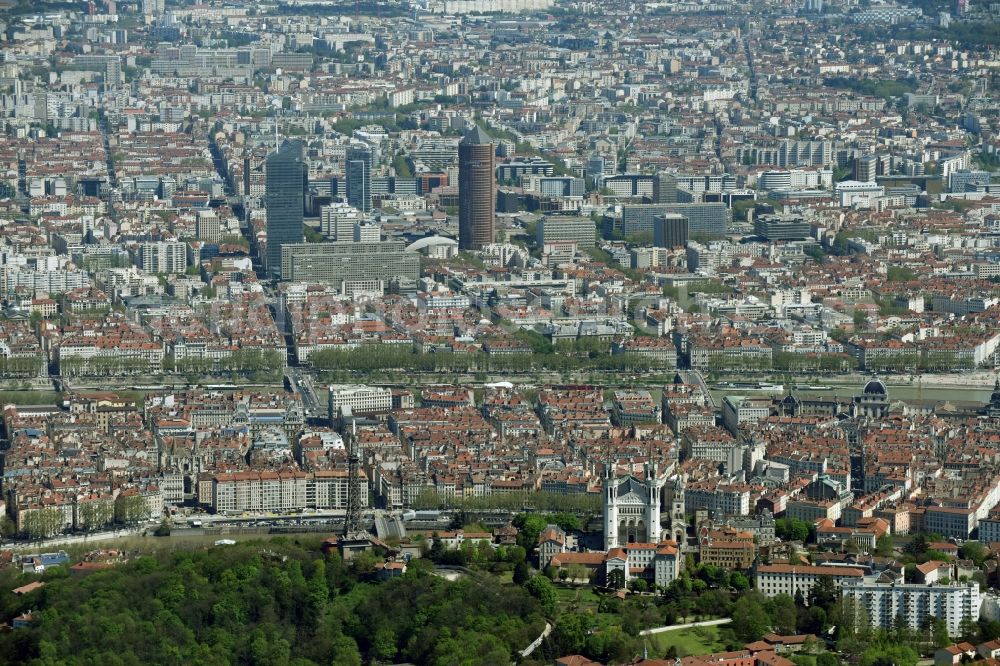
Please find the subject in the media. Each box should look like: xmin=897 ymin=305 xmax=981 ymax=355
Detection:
xmin=344 ymin=419 xmax=364 ymax=536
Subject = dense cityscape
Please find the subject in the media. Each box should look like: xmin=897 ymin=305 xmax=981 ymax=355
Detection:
xmin=0 ymin=0 xmax=998 ymax=663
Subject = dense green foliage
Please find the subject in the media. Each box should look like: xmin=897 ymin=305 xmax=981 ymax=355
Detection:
xmin=303 ymin=225 xmax=326 ymax=243
xmin=886 ymin=266 xmax=916 ymax=282
xmin=775 ymin=517 xmax=812 ymax=543
xmin=0 ymin=540 xmax=546 ymax=666
xmin=972 ymin=152 xmax=1000 ymax=170
xmin=901 ymin=22 xmax=1000 ymax=48
xmin=823 ymin=77 xmax=918 ymax=100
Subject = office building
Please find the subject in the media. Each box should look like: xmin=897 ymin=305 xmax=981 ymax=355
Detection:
xmin=620 ymin=203 xmax=727 ymax=238
xmin=653 ymin=214 xmax=688 ymax=248
xmin=346 ymin=144 xmax=374 ymax=213
xmin=722 ymin=395 xmax=771 ymax=435
xmin=142 ymin=0 xmax=165 ymax=14
xmin=320 ymin=203 xmax=364 ymax=240
xmin=526 ymin=176 xmax=585 ymax=198
xmin=266 ymin=141 xmax=307 ymax=279
xmin=458 ymin=126 xmax=496 ymax=250
xmin=602 ymin=173 xmax=656 ymax=198
xmin=757 ymin=169 xmax=832 ymax=191
xmin=653 ymin=173 xmax=678 ymax=203
xmin=280 ymin=241 xmax=420 ymax=292
xmin=586 ymin=154 xmax=611 ymax=184
xmin=353 ymin=222 xmax=380 ymax=243
xmin=855 ymin=154 xmax=889 ymax=183
xmin=536 ymin=216 xmax=596 ymax=247
xmin=841 ymin=579 xmax=981 ymax=637
xmin=497 ymin=157 xmax=553 ymax=182
xmin=949 ymin=169 xmax=991 ymax=193
xmin=195 ymin=210 xmax=221 ymax=242
xmin=328 ymin=385 xmax=392 ymax=420
xmin=410 ymin=139 xmax=458 ymax=171
xmin=979 ymin=516 xmax=1000 ymax=545
xmin=855 ymin=155 xmax=878 ymax=182
xmin=136 ymin=241 xmax=187 ymax=274
xmin=753 ymin=214 xmax=812 ymax=241
xmin=71 ymin=55 xmax=123 ymax=86
xmin=835 ymin=181 xmax=885 ymax=209
xmin=673 ymin=174 xmax=737 ymax=194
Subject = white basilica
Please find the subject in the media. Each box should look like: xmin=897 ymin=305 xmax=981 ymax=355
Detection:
xmin=602 ymin=459 xmax=687 ymax=550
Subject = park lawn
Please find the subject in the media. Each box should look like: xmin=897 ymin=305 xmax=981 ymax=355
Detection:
xmin=553 ymin=586 xmax=628 ymax=631
xmin=553 ymin=585 xmax=601 ymax=604
xmin=650 ymin=625 xmax=726 ymax=658
xmin=553 ymin=585 xmax=607 ymax=626
xmin=553 ymin=584 xmax=602 ymax=613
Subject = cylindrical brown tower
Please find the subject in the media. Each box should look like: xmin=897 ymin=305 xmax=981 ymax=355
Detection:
xmin=458 ymin=126 xmax=495 ymax=251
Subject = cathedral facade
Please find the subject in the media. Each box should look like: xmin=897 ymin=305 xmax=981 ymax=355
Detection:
xmin=602 ymin=461 xmax=687 ymax=549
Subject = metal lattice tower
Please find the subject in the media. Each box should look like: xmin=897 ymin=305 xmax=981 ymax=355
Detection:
xmin=343 ymin=421 xmax=364 ymax=537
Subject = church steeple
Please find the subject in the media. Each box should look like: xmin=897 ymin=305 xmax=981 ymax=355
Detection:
xmin=989 ymin=376 xmax=1000 ymax=415
xmin=603 ymin=449 xmax=619 ymax=549
xmin=669 ymin=474 xmax=687 ymax=546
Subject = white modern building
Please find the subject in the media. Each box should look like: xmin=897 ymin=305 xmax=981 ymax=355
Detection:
xmin=835 ymin=181 xmax=886 ymax=209
xmin=757 ymin=169 xmax=833 ymax=191
xmin=755 ymin=563 xmax=865 ymax=600
xmin=320 ymin=203 xmax=365 ymax=240
xmin=353 ymin=222 xmax=381 ymax=243
xmin=136 ymin=241 xmax=187 ymax=274
xmin=841 ymin=579 xmax=982 ymax=637
xmin=328 ymin=384 xmax=392 ymax=419
xmin=722 ymin=396 xmax=771 ymax=435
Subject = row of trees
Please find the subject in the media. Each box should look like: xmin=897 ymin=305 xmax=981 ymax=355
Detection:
xmin=310 ymin=344 xmax=657 ymax=375
xmin=15 ymin=494 xmax=151 ymax=540
xmin=163 ymin=349 xmax=283 ymax=379
xmin=57 ymin=355 xmax=156 ymax=377
xmin=704 ymin=350 xmax=863 ymax=373
xmin=704 ymin=354 xmax=773 ymax=373
xmin=773 ymin=351 xmax=858 ymax=373
xmin=862 ymin=350 xmax=975 ymax=373
xmin=0 ymin=355 xmax=44 ymax=377
xmin=59 ymin=348 xmax=284 ymax=379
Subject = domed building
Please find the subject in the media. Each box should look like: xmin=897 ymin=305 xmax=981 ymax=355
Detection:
xmin=854 ymin=377 xmax=889 ymax=418
xmin=986 ymin=378 xmax=1000 ymax=419
xmin=774 ymin=378 xmax=889 ymax=419
xmin=778 ymin=390 xmax=802 ymax=417
xmin=776 ymin=376 xmax=1000 ymax=421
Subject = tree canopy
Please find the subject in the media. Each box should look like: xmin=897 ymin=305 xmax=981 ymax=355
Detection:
xmin=0 ymin=539 xmax=546 ymax=666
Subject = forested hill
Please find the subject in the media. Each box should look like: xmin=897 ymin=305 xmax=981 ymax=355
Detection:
xmin=0 ymin=540 xmax=547 ymax=666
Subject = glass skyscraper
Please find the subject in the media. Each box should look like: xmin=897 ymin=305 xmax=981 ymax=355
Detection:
xmin=265 ymin=140 xmax=306 ymax=279
xmin=346 ymin=144 xmax=374 ymax=213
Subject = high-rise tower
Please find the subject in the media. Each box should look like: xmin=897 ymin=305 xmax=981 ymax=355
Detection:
xmin=458 ymin=126 xmax=495 ymax=250
xmin=345 ymin=144 xmax=374 ymax=213
xmin=265 ymin=140 xmax=306 ymax=279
